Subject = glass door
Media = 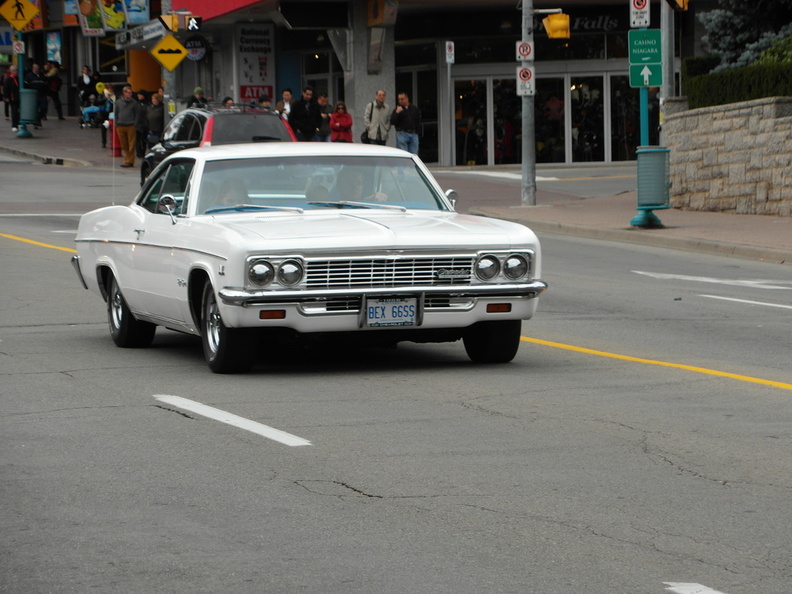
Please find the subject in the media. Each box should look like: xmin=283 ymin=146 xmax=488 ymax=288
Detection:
xmin=454 ymin=79 xmax=487 ymax=165
xmin=536 ymin=78 xmax=567 ymax=164
xmin=570 ymin=76 xmax=604 ymax=162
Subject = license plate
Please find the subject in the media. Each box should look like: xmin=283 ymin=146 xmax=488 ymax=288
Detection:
xmin=366 ymin=297 xmax=417 ymax=327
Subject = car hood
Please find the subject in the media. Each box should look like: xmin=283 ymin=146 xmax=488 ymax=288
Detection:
xmin=218 ymin=210 xmax=537 ymax=252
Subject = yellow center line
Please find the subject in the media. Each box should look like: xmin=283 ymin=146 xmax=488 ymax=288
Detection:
xmin=0 ymin=233 xmax=77 ymax=253
xmin=522 ymin=336 xmax=792 ymax=391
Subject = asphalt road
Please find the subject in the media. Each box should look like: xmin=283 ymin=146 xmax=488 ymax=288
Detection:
xmin=2 ymin=160 xmax=791 ymax=593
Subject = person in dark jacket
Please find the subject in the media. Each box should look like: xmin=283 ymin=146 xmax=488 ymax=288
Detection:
xmin=288 ymin=86 xmax=321 ymax=141
xmin=3 ymin=65 xmax=20 ymax=131
xmin=390 ymin=92 xmax=421 ymax=154
xmin=146 ymin=92 xmax=165 ymax=149
xmin=134 ymin=89 xmax=150 ymax=157
xmin=186 ymin=86 xmax=208 ymax=109
xmin=25 ymin=63 xmax=49 ymax=126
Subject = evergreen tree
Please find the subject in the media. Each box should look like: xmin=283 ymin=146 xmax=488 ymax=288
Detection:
xmin=699 ymin=0 xmax=792 ymax=71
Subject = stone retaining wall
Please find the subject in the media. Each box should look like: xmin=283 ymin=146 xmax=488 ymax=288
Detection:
xmin=664 ymin=97 xmax=792 ymax=216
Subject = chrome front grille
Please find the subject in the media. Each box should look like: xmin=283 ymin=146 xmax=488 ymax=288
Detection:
xmin=305 ymin=256 xmax=474 ymax=289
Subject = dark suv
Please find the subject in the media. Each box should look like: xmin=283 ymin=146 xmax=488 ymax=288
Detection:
xmin=141 ymin=106 xmax=297 ymax=184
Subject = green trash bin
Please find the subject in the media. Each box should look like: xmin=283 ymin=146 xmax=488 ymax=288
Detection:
xmin=20 ymin=89 xmax=39 ymax=124
xmin=631 ymin=146 xmax=670 ymax=228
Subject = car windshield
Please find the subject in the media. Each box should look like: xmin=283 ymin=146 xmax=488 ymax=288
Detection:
xmin=197 ymin=156 xmax=448 ymax=214
xmin=211 ymin=114 xmax=292 ymax=144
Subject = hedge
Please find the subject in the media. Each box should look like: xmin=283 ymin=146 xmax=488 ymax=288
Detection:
xmin=682 ymin=61 xmax=792 ymax=108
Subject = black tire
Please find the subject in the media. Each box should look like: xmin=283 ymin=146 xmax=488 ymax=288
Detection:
xmin=107 ymin=276 xmax=156 ymax=348
xmin=463 ymin=320 xmax=522 ymax=363
xmin=200 ymin=281 xmax=255 ymax=373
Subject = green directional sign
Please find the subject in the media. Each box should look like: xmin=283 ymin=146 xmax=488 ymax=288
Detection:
xmin=630 ymin=64 xmax=662 ymax=87
xmin=629 ymin=29 xmax=661 ymax=64
xmin=628 ymin=29 xmax=662 ymax=87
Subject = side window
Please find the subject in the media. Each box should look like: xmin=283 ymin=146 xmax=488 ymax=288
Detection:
xmin=138 ymin=160 xmax=195 ymax=213
xmin=191 ymin=114 xmax=207 ymax=142
xmin=174 ymin=114 xmax=196 ymax=142
xmin=161 ymin=113 xmax=185 ymax=143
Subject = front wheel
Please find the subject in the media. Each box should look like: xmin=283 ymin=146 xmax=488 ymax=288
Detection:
xmin=107 ymin=276 xmax=156 ymax=348
xmin=463 ymin=320 xmax=522 ymax=363
xmin=201 ymin=282 xmax=255 ymax=373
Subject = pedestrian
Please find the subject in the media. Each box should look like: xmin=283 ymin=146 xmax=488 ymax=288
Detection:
xmin=25 ymin=63 xmax=49 ymax=127
xmin=221 ymin=96 xmax=234 ymax=107
xmin=1 ymin=66 xmax=9 ymax=121
xmin=185 ymin=86 xmax=207 ymax=109
xmin=275 ymin=88 xmax=292 ymax=120
xmin=362 ymin=89 xmax=390 ymax=145
xmin=390 ymin=91 xmax=420 ymax=154
xmin=3 ymin=65 xmax=20 ymax=132
xmin=258 ymin=94 xmax=272 ymax=111
xmin=289 ymin=86 xmax=321 ymax=141
xmin=134 ymin=89 xmax=150 ymax=158
xmin=146 ymin=92 xmax=165 ymax=149
xmin=76 ymin=65 xmax=98 ymax=110
xmin=314 ymin=92 xmax=333 ymax=142
xmin=43 ymin=61 xmax=65 ymax=120
xmin=114 ymin=84 xmax=141 ymax=168
xmin=329 ymin=100 xmax=352 ymax=142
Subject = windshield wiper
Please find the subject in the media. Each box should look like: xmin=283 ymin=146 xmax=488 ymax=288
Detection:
xmin=250 ymin=135 xmax=284 ymax=142
xmin=205 ymin=204 xmax=304 ymax=214
xmin=307 ymin=200 xmax=407 ymax=212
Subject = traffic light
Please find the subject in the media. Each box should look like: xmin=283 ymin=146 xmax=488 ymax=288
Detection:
xmin=542 ymin=13 xmax=570 ymax=39
xmin=158 ymin=14 xmax=178 ymax=32
xmin=665 ymin=0 xmax=689 ymax=10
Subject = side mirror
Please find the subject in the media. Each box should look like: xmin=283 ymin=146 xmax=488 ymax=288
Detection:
xmin=445 ymin=189 xmax=458 ymax=209
xmin=157 ymin=194 xmax=179 ymax=224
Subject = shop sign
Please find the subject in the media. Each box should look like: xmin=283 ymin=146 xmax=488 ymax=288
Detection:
xmin=185 ymin=35 xmax=208 ymax=61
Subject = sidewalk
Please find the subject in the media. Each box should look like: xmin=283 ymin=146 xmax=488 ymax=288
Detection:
xmin=1 ymin=116 xmax=791 ymax=265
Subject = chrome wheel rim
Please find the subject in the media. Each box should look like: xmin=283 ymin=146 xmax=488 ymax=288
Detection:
xmin=205 ymin=293 xmax=221 ymax=354
xmin=110 ymin=289 xmax=123 ymax=330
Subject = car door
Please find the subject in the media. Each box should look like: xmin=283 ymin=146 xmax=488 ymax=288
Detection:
xmin=128 ymin=158 xmax=197 ymax=329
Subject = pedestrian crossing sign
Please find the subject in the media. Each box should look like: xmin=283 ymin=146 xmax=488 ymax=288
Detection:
xmin=0 ymin=0 xmax=39 ymax=31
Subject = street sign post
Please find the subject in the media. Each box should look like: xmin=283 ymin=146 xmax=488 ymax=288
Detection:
xmin=515 ymin=40 xmax=534 ymax=61
xmin=0 ymin=0 xmax=38 ymax=30
xmin=150 ymin=33 xmax=188 ymax=72
xmin=516 ymin=65 xmax=535 ymax=96
xmin=630 ymin=0 xmax=650 ymax=28
xmin=629 ymin=29 xmax=662 ymax=88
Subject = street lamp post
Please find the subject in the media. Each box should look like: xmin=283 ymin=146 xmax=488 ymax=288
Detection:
xmin=520 ymin=0 xmax=536 ymax=206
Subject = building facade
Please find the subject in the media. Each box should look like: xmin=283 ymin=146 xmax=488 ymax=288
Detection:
xmin=2 ymin=1 xmax=705 ymax=166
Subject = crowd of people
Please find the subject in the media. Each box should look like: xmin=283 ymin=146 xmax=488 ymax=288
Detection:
xmin=2 ymin=64 xmax=423 ymax=164
xmin=267 ymin=86 xmax=421 ymax=154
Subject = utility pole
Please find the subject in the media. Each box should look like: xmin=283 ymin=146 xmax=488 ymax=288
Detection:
xmin=161 ymin=0 xmax=176 ymax=124
xmin=520 ymin=0 xmax=536 ymax=206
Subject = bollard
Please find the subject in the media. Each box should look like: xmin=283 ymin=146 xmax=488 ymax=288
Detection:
xmin=17 ymin=89 xmax=39 ymax=138
xmin=107 ymin=116 xmax=122 ymax=157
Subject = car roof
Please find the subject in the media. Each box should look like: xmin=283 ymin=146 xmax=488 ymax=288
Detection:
xmin=169 ymin=142 xmax=417 ymax=161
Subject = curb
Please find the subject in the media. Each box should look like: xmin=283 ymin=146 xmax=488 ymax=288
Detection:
xmin=0 ymin=145 xmax=91 ymax=168
xmin=470 ymin=208 xmax=791 ymax=266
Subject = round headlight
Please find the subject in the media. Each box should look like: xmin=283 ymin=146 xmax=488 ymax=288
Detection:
xmin=277 ymin=259 xmax=304 ymax=286
xmin=475 ymin=255 xmax=501 ymax=281
xmin=503 ymin=255 xmax=529 ymax=280
xmin=248 ymin=260 xmax=274 ymax=286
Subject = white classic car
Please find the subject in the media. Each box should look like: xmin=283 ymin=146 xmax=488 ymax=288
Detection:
xmin=72 ymin=143 xmax=547 ymax=373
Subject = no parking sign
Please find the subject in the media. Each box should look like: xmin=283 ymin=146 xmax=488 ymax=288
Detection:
xmin=516 ymin=65 xmax=535 ymax=96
